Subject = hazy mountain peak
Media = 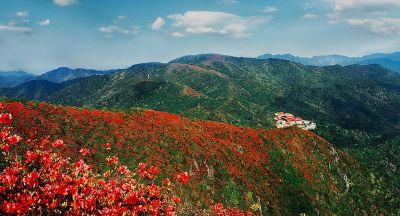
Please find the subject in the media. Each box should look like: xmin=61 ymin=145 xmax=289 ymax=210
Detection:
xmin=258 ymin=52 xmax=400 ymax=72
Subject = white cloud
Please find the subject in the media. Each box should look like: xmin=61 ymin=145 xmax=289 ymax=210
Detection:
xmin=114 ymin=15 xmax=126 ymax=23
xmin=99 ymin=25 xmax=140 ymax=37
xmin=302 ymin=13 xmax=318 ymax=19
xmin=221 ymin=23 xmax=249 ymax=38
xmin=117 ymin=15 xmax=126 ymax=20
xmin=345 ymin=17 xmax=400 ymax=35
xmin=167 ymin=11 xmax=270 ymax=38
xmin=0 ymin=25 xmax=33 ymax=33
xmin=38 ymin=19 xmax=51 ymax=26
xmin=16 ymin=11 xmax=29 ymax=18
xmin=53 ymin=0 xmax=76 ymax=6
xmin=262 ymin=6 xmax=278 ymax=13
xmin=328 ymin=0 xmax=400 ymax=19
xmin=171 ymin=32 xmax=184 ymax=37
xmin=151 ymin=17 xmax=165 ymax=30
xmin=327 ymin=0 xmax=400 ymax=36
xmin=99 ymin=26 xmax=127 ymax=34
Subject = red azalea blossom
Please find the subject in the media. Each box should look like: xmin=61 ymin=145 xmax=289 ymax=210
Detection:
xmin=74 ymin=159 xmax=92 ymax=172
xmin=1 ymin=131 xmax=9 ymax=139
xmin=1 ymin=144 xmax=10 ymax=152
xmin=125 ymin=192 xmax=139 ymax=205
xmin=163 ymin=178 xmax=171 ymax=186
xmin=148 ymin=166 xmax=159 ymax=176
xmin=147 ymin=184 xmax=160 ymax=198
xmin=106 ymin=156 xmax=118 ymax=165
xmin=7 ymin=135 xmax=21 ymax=145
xmin=22 ymin=171 xmax=40 ymax=188
xmin=79 ymin=148 xmax=91 ymax=156
xmin=117 ymin=165 xmax=130 ymax=175
xmin=25 ymin=151 xmax=39 ymax=163
xmin=137 ymin=163 xmax=160 ymax=180
xmin=52 ymin=139 xmax=65 ymax=148
xmin=0 ymin=167 xmax=18 ymax=188
xmin=105 ymin=142 xmax=111 ymax=150
xmin=212 ymin=203 xmax=252 ymax=216
xmin=3 ymin=201 xmax=24 ymax=214
xmin=165 ymin=206 xmax=175 ymax=216
xmin=0 ymin=113 xmax=12 ymax=124
xmin=176 ymin=172 xmax=190 ymax=185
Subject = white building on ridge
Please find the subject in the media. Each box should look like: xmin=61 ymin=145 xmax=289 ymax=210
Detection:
xmin=275 ymin=112 xmax=316 ymax=130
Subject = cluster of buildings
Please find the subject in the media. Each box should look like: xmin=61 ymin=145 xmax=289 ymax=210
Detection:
xmin=274 ymin=112 xmax=316 ymax=130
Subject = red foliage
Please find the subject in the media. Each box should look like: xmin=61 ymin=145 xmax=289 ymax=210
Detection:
xmin=176 ymin=172 xmax=190 ymax=185
xmin=0 ymin=109 xmax=188 ymax=215
xmin=0 ymin=101 xmax=329 ymax=214
xmin=52 ymin=139 xmax=65 ymax=148
xmin=212 ymin=203 xmax=252 ymax=216
xmin=79 ymin=148 xmax=91 ymax=156
xmin=0 ymin=113 xmax=12 ymax=124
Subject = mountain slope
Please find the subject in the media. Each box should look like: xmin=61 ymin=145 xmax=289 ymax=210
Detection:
xmin=1 ymin=55 xmax=399 ymax=148
xmin=357 ymin=58 xmax=400 ymax=73
xmin=2 ymin=101 xmax=398 ymax=215
xmin=0 ymin=71 xmax=36 ymax=87
xmin=258 ymin=52 xmax=400 ymax=72
xmin=36 ymin=67 xmax=116 ymax=83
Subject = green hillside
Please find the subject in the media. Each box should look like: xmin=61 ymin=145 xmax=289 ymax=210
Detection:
xmin=3 ymin=54 xmax=399 ymax=147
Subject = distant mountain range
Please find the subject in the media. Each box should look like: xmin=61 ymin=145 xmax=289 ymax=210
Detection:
xmin=0 ymin=67 xmax=116 ymax=87
xmin=258 ymin=52 xmax=400 ymax=72
xmin=0 ymin=71 xmax=36 ymax=88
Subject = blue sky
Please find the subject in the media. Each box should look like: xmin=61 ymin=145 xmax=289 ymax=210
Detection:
xmin=1 ymin=0 xmax=400 ymax=73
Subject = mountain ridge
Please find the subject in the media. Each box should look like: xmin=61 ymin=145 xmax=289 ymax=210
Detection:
xmin=0 ymin=70 xmax=36 ymax=88
xmin=258 ymin=52 xmax=400 ymax=72
xmin=1 ymin=54 xmax=399 ymax=148
xmin=0 ymin=67 xmax=117 ymax=88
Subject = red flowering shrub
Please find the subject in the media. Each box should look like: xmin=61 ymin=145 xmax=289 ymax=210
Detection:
xmin=0 ymin=113 xmax=12 ymax=124
xmin=79 ymin=148 xmax=91 ymax=156
xmin=0 ymin=101 xmax=335 ymax=215
xmin=176 ymin=172 xmax=190 ymax=185
xmin=0 ymin=110 xmax=187 ymax=215
xmin=212 ymin=203 xmax=252 ymax=216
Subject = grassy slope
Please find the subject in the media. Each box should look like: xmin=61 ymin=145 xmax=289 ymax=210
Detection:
xmin=2 ymin=101 xmax=398 ymax=215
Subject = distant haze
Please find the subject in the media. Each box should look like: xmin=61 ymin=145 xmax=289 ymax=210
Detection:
xmin=0 ymin=0 xmax=399 ymax=73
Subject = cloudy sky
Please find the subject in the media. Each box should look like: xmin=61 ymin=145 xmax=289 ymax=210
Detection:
xmin=1 ymin=0 xmax=400 ymax=73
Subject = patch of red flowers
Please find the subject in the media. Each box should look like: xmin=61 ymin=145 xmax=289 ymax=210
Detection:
xmin=52 ymin=139 xmax=65 ymax=148
xmin=138 ymin=162 xmax=160 ymax=180
xmin=176 ymin=172 xmax=190 ymax=185
xmin=0 ymin=113 xmax=12 ymax=124
xmin=106 ymin=156 xmax=119 ymax=165
xmin=79 ymin=148 xmax=91 ymax=156
xmin=212 ymin=203 xmax=252 ymax=216
xmin=0 ymin=110 xmax=188 ymax=215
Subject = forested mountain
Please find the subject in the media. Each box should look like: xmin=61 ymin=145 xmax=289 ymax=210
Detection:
xmin=1 ymin=54 xmax=399 ymax=148
xmin=0 ymin=71 xmax=36 ymax=87
xmin=36 ymin=67 xmax=116 ymax=83
xmin=258 ymin=52 xmax=400 ymax=72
